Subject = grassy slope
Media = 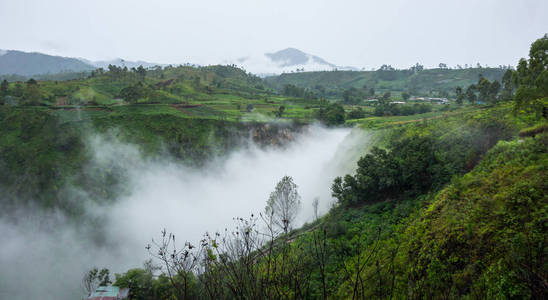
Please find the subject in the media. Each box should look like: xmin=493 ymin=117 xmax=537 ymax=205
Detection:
xmin=4 ymin=65 xmax=323 ymax=122
xmin=286 ymin=104 xmax=546 ymax=299
xmin=0 ymin=105 xmax=301 ymax=215
xmin=402 ymin=132 xmax=547 ymax=299
xmin=264 ymin=68 xmax=506 ymax=98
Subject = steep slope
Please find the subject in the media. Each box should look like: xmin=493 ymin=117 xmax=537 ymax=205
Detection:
xmin=401 ymin=132 xmax=547 ymax=298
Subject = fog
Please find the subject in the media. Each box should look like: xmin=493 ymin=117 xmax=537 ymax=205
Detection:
xmin=0 ymin=125 xmax=371 ymax=299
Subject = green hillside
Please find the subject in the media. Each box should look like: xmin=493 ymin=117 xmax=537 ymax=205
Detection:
xmin=107 ymin=35 xmax=547 ymax=299
xmin=265 ymin=67 xmax=506 ymax=99
xmin=1 ymin=34 xmax=547 ymax=300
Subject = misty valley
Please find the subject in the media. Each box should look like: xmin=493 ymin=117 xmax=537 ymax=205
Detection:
xmin=0 ymin=3 xmax=547 ymax=298
xmin=1 ymin=124 xmax=367 ymax=299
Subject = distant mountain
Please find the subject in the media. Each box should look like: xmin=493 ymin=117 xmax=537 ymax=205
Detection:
xmin=0 ymin=47 xmax=356 ymax=78
xmin=230 ymin=48 xmax=358 ymax=76
xmin=80 ymin=58 xmax=164 ymax=69
xmin=0 ymin=50 xmax=96 ymax=76
xmin=265 ymin=48 xmax=336 ymax=68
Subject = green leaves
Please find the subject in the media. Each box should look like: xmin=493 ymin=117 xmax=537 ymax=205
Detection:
xmin=513 ymin=35 xmax=548 ymax=119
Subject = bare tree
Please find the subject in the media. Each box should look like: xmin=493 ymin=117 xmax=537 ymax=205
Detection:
xmin=312 ymin=197 xmax=320 ymax=221
xmin=146 ymin=176 xmax=316 ymax=299
xmin=147 ymin=229 xmax=202 ymax=300
xmin=265 ymin=176 xmax=301 ymax=234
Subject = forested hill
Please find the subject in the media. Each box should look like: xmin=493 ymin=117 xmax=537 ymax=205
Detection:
xmin=264 ymin=67 xmax=506 ymax=98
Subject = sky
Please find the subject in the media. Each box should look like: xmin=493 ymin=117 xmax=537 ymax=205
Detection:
xmin=1 ymin=0 xmax=547 ymax=69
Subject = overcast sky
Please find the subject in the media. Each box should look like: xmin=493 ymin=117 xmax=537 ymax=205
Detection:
xmin=1 ymin=0 xmax=547 ymax=69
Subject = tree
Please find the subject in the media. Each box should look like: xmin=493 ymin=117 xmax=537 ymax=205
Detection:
xmin=277 ymin=105 xmax=285 ymax=117
xmin=147 ymin=229 xmax=201 ymax=300
xmin=489 ymin=80 xmax=501 ymax=103
xmin=455 ymin=86 xmax=464 ymax=105
xmin=342 ymin=87 xmax=361 ymax=104
xmin=265 ymin=176 xmax=302 ymax=233
xmin=114 ymin=268 xmax=156 ymax=300
xmin=382 ymin=91 xmax=391 ymax=103
xmin=312 ymin=197 xmax=319 ymax=221
xmin=24 ymin=79 xmax=41 ymax=105
xmin=465 ymin=85 xmax=477 ymax=104
xmin=438 ymin=63 xmax=448 ymax=69
xmin=83 ymin=268 xmax=112 ymax=296
xmin=332 ymin=135 xmax=442 ymax=205
xmin=119 ymin=81 xmax=150 ymax=103
xmin=347 ymin=107 xmax=365 ymax=119
xmin=402 ymin=92 xmax=410 ymax=101
xmin=410 ymin=63 xmax=424 ymax=73
xmin=136 ymin=65 xmax=146 ymax=80
xmin=0 ymin=80 xmax=8 ymax=96
xmin=513 ymin=34 xmax=548 ymax=119
xmin=317 ymin=102 xmax=345 ymax=126
xmin=501 ymin=69 xmax=515 ymax=101
xmin=477 ymin=77 xmax=491 ymax=103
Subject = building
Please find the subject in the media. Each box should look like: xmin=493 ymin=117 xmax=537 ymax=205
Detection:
xmin=87 ymin=286 xmax=129 ymax=300
xmin=428 ymin=97 xmax=448 ymax=104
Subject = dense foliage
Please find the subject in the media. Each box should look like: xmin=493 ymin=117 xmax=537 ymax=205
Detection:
xmin=265 ymin=67 xmax=506 ymax=99
xmin=1 ymin=35 xmax=547 ymax=300
xmin=109 ymin=99 xmax=546 ymax=299
xmin=513 ymin=34 xmax=548 ymax=118
xmin=373 ymin=102 xmax=432 ymax=116
xmin=333 ymin=104 xmax=517 ymax=206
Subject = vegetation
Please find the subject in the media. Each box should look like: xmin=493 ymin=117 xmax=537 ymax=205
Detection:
xmin=110 ymin=35 xmax=547 ymax=296
xmin=265 ymin=67 xmax=507 ymax=100
xmin=1 ymin=32 xmax=547 ymax=300
xmin=112 ymin=101 xmax=546 ymax=299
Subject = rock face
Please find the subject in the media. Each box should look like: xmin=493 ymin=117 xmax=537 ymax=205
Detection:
xmin=250 ymin=123 xmax=309 ymax=147
xmin=250 ymin=123 xmax=303 ymax=147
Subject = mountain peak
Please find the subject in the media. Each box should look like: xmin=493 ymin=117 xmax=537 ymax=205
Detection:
xmin=265 ymin=48 xmax=333 ymax=68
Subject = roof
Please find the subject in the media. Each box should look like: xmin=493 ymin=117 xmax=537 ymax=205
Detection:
xmin=88 ymin=286 xmax=120 ymax=298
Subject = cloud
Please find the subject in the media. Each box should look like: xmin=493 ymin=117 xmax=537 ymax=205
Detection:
xmin=0 ymin=125 xmax=370 ymax=299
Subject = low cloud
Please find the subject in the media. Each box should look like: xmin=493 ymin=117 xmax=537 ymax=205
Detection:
xmin=0 ymin=125 xmax=370 ymax=299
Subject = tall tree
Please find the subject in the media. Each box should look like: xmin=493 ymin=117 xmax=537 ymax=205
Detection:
xmin=465 ymin=85 xmax=477 ymax=104
xmin=455 ymin=86 xmax=464 ymax=105
xmin=501 ymin=69 xmax=515 ymax=101
xmin=477 ymin=77 xmax=492 ymax=103
xmin=136 ymin=65 xmax=146 ymax=80
xmin=265 ymin=176 xmax=302 ymax=234
xmin=513 ymin=34 xmax=548 ymax=118
xmin=24 ymin=79 xmax=41 ymax=105
xmin=0 ymin=80 xmax=8 ymax=96
xmin=489 ymin=80 xmax=501 ymax=103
